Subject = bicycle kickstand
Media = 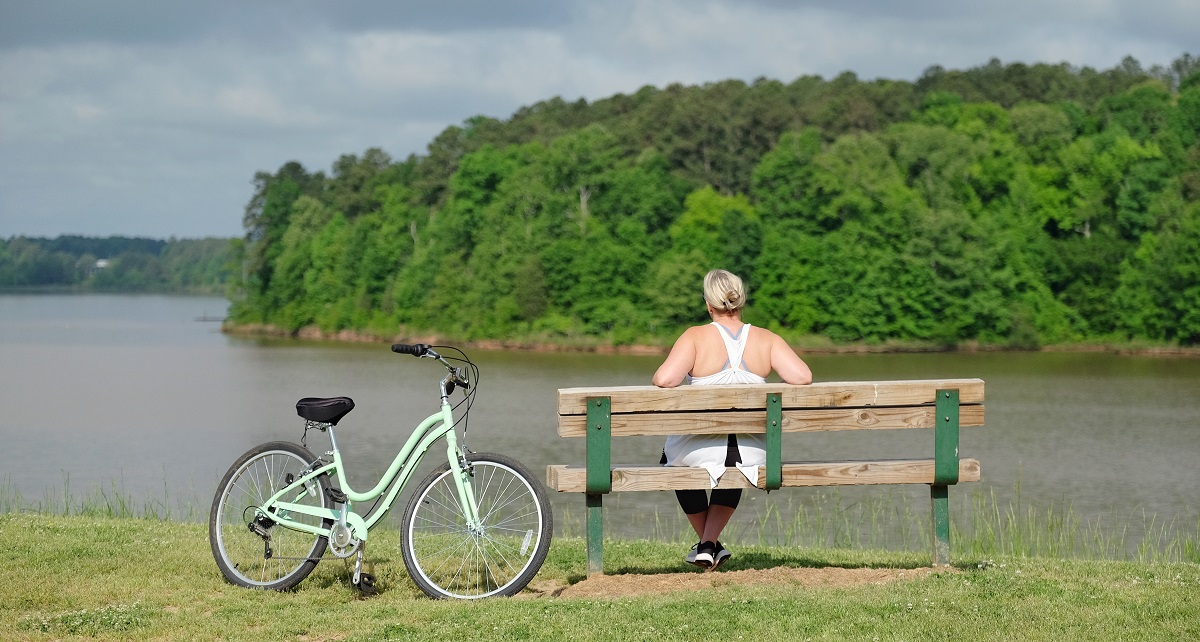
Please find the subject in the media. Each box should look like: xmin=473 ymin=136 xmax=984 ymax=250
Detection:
xmin=352 ymin=543 xmax=376 ymax=596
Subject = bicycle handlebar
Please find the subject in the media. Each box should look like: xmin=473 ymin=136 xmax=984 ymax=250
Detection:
xmin=391 ymin=343 xmax=431 ymax=356
xmin=392 ymin=343 xmax=470 ymax=390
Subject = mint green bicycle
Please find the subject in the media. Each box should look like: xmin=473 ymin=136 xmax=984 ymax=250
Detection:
xmin=208 ymin=344 xmax=552 ymax=599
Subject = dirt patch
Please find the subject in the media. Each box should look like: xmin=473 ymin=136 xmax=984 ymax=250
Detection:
xmin=523 ymin=566 xmax=942 ymax=600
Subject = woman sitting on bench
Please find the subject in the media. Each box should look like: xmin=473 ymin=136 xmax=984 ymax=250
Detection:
xmin=652 ymin=268 xmax=813 ymax=570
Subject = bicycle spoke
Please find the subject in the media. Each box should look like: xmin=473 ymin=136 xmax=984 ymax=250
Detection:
xmin=403 ymin=455 xmax=550 ymax=598
xmin=210 ymin=444 xmax=330 ymax=590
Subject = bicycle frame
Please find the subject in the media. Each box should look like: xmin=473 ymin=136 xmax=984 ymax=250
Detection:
xmin=258 ymin=398 xmax=481 ymax=543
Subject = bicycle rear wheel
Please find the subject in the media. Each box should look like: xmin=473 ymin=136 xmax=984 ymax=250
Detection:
xmin=209 ymin=441 xmax=332 ymax=591
xmin=401 ymin=452 xmax=552 ymax=599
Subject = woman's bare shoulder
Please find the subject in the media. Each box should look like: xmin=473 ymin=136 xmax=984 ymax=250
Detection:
xmin=756 ymin=327 xmax=812 ymax=384
xmin=681 ymin=323 xmax=716 ymax=340
xmin=748 ymin=325 xmax=783 ymax=342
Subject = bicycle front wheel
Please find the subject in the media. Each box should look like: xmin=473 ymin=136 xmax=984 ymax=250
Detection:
xmin=209 ymin=441 xmax=332 ymax=591
xmin=401 ymin=452 xmax=552 ymax=599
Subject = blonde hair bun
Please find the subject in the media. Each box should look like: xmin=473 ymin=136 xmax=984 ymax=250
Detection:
xmin=703 ymin=269 xmax=746 ymax=312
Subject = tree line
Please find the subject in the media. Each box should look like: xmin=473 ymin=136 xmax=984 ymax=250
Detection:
xmin=228 ymin=54 xmax=1200 ymax=347
xmin=0 ymin=236 xmax=233 ymax=293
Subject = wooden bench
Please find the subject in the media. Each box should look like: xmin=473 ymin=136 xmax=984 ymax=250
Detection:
xmin=547 ymin=379 xmax=985 ymax=576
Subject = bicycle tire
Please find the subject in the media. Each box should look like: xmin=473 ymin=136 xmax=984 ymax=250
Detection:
xmin=209 ymin=441 xmax=333 ymax=591
xmin=401 ymin=452 xmax=553 ymax=599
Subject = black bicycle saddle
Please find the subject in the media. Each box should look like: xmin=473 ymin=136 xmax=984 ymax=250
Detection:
xmin=295 ymin=397 xmax=355 ymax=425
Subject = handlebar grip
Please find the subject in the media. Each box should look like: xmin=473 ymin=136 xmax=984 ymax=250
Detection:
xmin=391 ymin=343 xmax=430 ymax=356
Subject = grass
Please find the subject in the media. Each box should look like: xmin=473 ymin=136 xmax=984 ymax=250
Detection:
xmin=6 ymin=473 xmax=1197 ymax=564
xmin=0 ymin=473 xmax=200 ymax=522
xmin=962 ymin=486 xmax=1200 ymax=563
xmin=1 ymin=512 xmax=1197 ymax=641
xmin=554 ymin=485 xmax=1200 ymax=565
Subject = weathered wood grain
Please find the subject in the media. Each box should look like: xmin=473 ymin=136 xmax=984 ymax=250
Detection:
xmin=557 ymin=404 xmax=985 ymax=437
xmin=547 ymin=458 xmax=982 ymax=493
xmin=557 ymin=379 xmax=984 ymax=415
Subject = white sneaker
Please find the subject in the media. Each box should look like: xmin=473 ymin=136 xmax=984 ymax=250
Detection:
xmin=711 ymin=541 xmax=732 ymax=570
xmin=693 ymin=541 xmax=717 ymax=568
xmin=687 ymin=541 xmax=731 ymax=569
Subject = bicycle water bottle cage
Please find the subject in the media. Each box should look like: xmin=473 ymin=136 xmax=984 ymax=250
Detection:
xmin=296 ymin=397 xmax=355 ymax=425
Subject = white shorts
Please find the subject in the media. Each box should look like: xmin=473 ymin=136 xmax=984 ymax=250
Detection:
xmin=663 ymin=433 xmax=765 ymax=488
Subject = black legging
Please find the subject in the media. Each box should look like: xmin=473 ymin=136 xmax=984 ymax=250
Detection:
xmin=667 ymin=434 xmax=743 ymax=514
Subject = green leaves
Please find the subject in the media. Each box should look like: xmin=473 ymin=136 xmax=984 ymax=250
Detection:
xmin=230 ymin=55 xmax=1200 ymax=347
xmin=1115 ymin=202 xmax=1200 ymax=343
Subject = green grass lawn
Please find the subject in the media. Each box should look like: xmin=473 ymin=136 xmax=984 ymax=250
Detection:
xmin=2 ymin=513 xmax=1197 ymax=641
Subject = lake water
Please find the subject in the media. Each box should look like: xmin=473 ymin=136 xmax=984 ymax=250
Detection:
xmin=2 ymin=294 xmax=1198 ymax=555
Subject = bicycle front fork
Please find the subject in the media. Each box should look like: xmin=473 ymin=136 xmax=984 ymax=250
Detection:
xmin=444 ymin=430 xmax=482 ymax=532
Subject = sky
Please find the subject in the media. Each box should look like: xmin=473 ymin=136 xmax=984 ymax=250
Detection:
xmin=1 ymin=1 xmax=1197 ymax=240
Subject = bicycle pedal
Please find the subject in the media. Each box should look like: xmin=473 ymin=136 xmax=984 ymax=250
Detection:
xmin=327 ymin=487 xmax=348 ymax=504
xmin=354 ymin=573 xmax=377 ymax=596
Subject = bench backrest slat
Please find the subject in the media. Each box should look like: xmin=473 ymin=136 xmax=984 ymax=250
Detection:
xmin=557 ymin=379 xmax=984 ymax=416
xmin=557 ymin=379 xmax=984 ymax=439
xmin=557 ymin=404 xmax=985 ymax=438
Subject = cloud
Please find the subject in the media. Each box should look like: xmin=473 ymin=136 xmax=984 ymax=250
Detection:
xmin=0 ymin=1 xmax=1196 ymax=238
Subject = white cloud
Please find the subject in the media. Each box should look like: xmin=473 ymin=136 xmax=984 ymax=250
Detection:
xmin=214 ymin=84 xmax=325 ymax=127
xmin=0 ymin=1 xmax=1196 ymax=238
xmin=345 ymin=32 xmax=466 ymax=90
xmin=69 ymin=102 xmax=106 ymax=127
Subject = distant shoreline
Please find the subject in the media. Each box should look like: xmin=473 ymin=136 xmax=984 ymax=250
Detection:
xmin=221 ymin=322 xmax=1200 ymax=358
xmin=0 ymin=285 xmax=225 ymax=295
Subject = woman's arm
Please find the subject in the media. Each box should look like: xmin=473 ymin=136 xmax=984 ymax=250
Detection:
xmin=770 ymin=334 xmax=813 ymax=385
xmin=652 ymin=330 xmax=698 ymax=388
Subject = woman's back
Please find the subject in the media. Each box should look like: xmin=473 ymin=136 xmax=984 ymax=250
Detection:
xmin=690 ymin=323 xmax=769 ymax=379
xmin=687 ymin=323 xmax=810 ymax=384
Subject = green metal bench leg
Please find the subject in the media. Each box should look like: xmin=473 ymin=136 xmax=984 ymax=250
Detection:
xmin=765 ymin=393 xmax=782 ymax=491
xmin=586 ymin=494 xmax=603 ymax=577
xmin=930 ymin=388 xmax=959 ymax=566
xmin=931 ymin=484 xmax=950 ymax=566
xmin=585 ymin=396 xmax=611 ymax=577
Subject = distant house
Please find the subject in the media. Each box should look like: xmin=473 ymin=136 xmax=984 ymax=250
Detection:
xmin=90 ymin=259 xmax=109 ymax=275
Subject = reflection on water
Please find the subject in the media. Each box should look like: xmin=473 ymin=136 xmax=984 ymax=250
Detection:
xmin=2 ymin=294 xmax=1198 ymax=556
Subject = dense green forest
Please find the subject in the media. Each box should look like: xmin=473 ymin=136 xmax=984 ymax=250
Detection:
xmin=0 ymin=236 xmax=232 ymax=293
xmin=229 ymin=55 xmax=1200 ymax=348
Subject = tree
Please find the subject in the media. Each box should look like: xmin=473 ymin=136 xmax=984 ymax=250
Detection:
xmin=226 ymin=54 xmax=1200 ymax=347
xmin=751 ymin=128 xmax=824 ymax=233
xmin=1115 ymin=202 xmax=1200 ymax=342
xmin=266 ymin=195 xmax=332 ymax=330
xmin=327 ymin=148 xmax=394 ymax=218
xmin=669 ymin=186 xmax=760 ymax=280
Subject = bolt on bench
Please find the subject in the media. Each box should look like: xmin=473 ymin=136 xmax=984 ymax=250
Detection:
xmin=547 ymin=379 xmax=985 ymax=576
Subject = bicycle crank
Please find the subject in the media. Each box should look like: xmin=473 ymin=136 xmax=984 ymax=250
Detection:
xmin=328 ymin=522 xmax=360 ymax=558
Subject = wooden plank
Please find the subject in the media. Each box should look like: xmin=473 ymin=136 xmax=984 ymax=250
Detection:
xmin=547 ymin=458 xmax=981 ymax=493
xmin=557 ymin=379 xmax=985 ymax=415
xmin=558 ymin=404 xmax=984 ymax=437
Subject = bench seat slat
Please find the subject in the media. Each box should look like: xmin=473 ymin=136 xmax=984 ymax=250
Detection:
xmin=547 ymin=458 xmax=981 ymax=493
xmin=557 ymin=379 xmax=984 ymax=416
xmin=557 ymin=404 xmax=985 ymax=438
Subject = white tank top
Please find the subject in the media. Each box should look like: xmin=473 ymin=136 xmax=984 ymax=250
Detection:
xmin=663 ymin=323 xmax=766 ymax=487
xmin=689 ymin=322 xmax=767 ymax=386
